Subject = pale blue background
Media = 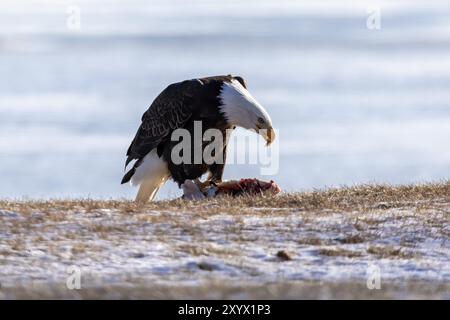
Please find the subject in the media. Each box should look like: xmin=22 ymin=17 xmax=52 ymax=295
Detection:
xmin=0 ymin=0 xmax=449 ymax=199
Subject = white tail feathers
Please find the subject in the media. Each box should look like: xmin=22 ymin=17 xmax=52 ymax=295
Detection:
xmin=131 ymin=149 xmax=170 ymax=203
xmin=135 ymin=180 xmax=163 ymax=203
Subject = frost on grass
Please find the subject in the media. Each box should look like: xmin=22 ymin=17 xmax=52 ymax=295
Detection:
xmin=0 ymin=182 xmax=449 ymax=299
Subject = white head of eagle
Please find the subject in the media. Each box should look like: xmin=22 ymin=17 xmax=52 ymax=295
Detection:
xmin=122 ymin=75 xmax=275 ymax=202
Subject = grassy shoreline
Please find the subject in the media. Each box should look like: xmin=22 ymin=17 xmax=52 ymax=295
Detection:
xmin=1 ymin=181 xmax=449 ymax=213
xmin=0 ymin=182 xmax=449 ymax=299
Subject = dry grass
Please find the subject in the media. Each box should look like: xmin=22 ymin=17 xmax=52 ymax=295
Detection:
xmin=0 ymin=182 xmax=448 ymax=299
xmin=1 ymin=280 xmax=448 ymax=300
xmin=1 ymin=181 xmax=449 ymax=214
xmin=367 ymin=245 xmax=418 ymax=259
xmin=317 ymin=248 xmax=363 ymax=258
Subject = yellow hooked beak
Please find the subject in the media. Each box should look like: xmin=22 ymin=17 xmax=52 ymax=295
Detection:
xmin=258 ymin=126 xmax=276 ymax=146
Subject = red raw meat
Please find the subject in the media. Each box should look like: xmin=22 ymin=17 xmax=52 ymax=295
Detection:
xmin=215 ymin=178 xmax=281 ymax=196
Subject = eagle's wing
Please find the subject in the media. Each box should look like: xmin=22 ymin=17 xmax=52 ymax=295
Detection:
xmin=124 ymin=79 xmax=203 ymax=170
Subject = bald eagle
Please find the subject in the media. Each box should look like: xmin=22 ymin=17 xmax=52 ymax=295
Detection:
xmin=122 ymin=75 xmax=275 ymax=202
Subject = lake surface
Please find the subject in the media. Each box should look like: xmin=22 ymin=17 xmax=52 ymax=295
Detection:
xmin=1 ymin=0 xmax=449 ymax=199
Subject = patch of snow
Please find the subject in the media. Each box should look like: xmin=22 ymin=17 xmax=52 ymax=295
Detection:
xmin=0 ymin=206 xmax=448 ymax=293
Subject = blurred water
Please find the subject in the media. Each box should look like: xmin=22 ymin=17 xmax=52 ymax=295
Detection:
xmin=0 ymin=0 xmax=449 ymax=199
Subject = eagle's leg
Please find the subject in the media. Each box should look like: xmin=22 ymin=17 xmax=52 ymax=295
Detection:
xmin=194 ymin=144 xmax=227 ymax=191
xmin=193 ymin=178 xmax=213 ymax=192
xmin=203 ymin=145 xmax=227 ymax=187
xmin=207 ymin=165 xmax=224 ymax=183
xmin=192 ymin=163 xmax=225 ymax=192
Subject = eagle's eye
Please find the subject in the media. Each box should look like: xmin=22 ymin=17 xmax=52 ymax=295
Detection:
xmin=257 ymin=117 xmax=265 ymax=124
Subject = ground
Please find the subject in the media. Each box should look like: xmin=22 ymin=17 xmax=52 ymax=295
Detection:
xmin=0 ymin=182 xmax=449 ymax=299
